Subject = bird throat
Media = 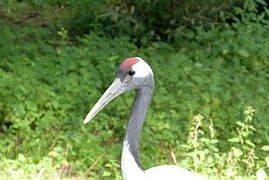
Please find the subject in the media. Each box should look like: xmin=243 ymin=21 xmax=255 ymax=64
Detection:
xmin=121 ymin=84 xmax=154 ymax=179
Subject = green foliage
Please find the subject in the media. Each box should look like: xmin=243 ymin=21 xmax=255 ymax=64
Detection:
xmin=0 ymin=1 xmax=269 ymax=179
xmin=180 ymin=107 xmax=268 ymax=179
xmin=66 ymin=0 xmax=244 ymax=42
xmin=3 ymin=0 xmax=268 ymax=43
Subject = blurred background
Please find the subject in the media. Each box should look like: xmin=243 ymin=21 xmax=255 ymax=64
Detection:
xmin=0 ymin=0 xmax=269 ymax=179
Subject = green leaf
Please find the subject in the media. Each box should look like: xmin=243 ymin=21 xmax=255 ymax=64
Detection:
xmin=238 ymin=49 xmax=250 ymax=57
xmin=261 ymin=145 xmax=269 ymax=151
xmin=103 ymin=171 xmax=112 ymax=177
xmin=245 ymin=140 xmax=255 ymax=148
xmin=235 ymin=121 xmax=245 ymax=127
xmin=228 ymin=138 xmax=240 ymax=143
xmin=255 ymin=0 xmax=267 ymax=5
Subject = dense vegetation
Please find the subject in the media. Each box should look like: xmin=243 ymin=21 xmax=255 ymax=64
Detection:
xmin=0 ymin=0 xmax=269 ymax=179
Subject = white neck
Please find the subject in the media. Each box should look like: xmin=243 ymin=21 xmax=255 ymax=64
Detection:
xmin=121 ymin=140 xmax=145 ymax=180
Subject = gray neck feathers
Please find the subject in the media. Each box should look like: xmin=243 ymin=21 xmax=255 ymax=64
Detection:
xmin=124 ymin=81 xmax=154 ymax=167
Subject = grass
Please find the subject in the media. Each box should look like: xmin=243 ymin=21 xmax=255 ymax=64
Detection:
xmin=0 ymin=1 xmax=269 ymax=180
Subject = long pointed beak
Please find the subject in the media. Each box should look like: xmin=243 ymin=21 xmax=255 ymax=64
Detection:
xmin=83 ymin=78 xmax=124 ymax=124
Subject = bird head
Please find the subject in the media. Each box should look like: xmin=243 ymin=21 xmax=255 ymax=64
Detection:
xmin=83 ymin=57 xmax=153 ymax=124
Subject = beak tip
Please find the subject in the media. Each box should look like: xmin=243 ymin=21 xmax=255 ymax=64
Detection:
xmin=83 ymin=112 xmax=93 ymax=124
xmin=83 ymin=119 xmax=89 ymax=124
xmin=83 ymin=78 xmax=122 ymax=126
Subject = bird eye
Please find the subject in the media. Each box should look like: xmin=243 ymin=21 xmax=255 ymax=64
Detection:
xmin=128 ymin=70 xmax=135 ymax=76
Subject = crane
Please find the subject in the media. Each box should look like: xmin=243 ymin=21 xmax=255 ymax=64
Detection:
xmin=83 ymin=57 xmax=207 ymax=180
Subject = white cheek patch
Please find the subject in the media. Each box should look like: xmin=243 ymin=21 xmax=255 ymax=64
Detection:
xmin=132 ymin=57 xmax=153 ymax=78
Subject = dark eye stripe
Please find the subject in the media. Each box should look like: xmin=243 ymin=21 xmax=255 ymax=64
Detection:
xmin=128 ymin=70 xmax=135 ymax=76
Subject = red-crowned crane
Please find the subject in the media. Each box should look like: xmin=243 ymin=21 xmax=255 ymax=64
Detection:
xmin=83 ymin=57 xmax=207 ymax=180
